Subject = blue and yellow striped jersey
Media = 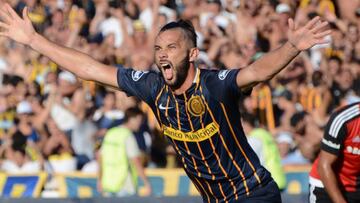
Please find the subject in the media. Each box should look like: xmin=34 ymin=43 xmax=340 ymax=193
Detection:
xmin=117 ymin=67 xmax=273 ymax=202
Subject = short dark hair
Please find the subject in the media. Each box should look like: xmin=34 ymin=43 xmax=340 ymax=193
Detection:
xmin=159 ymin=19 xmax=197 ymax=47
xmin=290 ymin=111 xmax=307 ymax=128
xmin=124 ymin=107 xmax=144 ymax=122
xmin=329 ymin=55 xmax=342 ymax=65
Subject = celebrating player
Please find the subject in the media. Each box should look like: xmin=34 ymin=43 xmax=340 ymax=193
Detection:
xmin=0 ymin=3 xmax=331 ymax=202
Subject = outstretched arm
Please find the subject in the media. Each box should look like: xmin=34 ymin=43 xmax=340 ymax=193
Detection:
xmin=0 ymin=4 xmax=118 ymax=88
xmin=236 ymin=17 xmax=331 ymax=92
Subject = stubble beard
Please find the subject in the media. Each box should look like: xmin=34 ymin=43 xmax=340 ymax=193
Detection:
xmin=161 ymin=54 xmax=190 ymax=90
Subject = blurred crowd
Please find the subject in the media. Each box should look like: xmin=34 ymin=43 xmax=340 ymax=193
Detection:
xmin=0 ymin=0 xmax=359 ymax=189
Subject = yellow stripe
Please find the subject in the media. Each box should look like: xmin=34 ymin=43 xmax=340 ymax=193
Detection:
xmin=218 ymin=182 xmax=228 ymax=203
xmin=211 ymin=125 xmax=246 ymax=197
xmin=33 ymin=172 xmax=48 ymax=197
xmin=315 ymin=91 xmax=322 ymax=108
xmin=206 ymin=123 xmax=243 ymax=197
xmin=183 ymin=94 xmax=195 ymax=130
xmin=165 ymin=96 xmax=171 ymax=118
xmin=164 ymin=93 xmax=188 ymax=169
xmin=170 ymin=138 xmax=188 ymax=169
xmin=197 ymin=105 xmax=228 ymax=201
xmin=197 ymin=90 xmax=244 ymax=197
xmin=252 ymin=90 xmax=259 ymax=109
xmin=197 ymin=141 xmax=215 ymax=179
xmin=172 ymin=94 xmax=181 ymax=130
xmin=197 ymin=89 xmax=237 ymax=200
xmin=300 ymin=88 xmax=308 ymax=111
xmin=184 ymin=93 xmax=213 ymax=179
xmin=204 ymin=181 xmax=217 ymax=203
xmin=219 ymin=103 xmax=261 ymax=184
xmin=172 ymin=93 xmax=201 ymax=176
xmin=155 ymin=86 xmax=187 ymax=169
xmin=193 ymin=176 xmax=211 ymax=203
xmin=307 ymin=88 xmax=315 ymax=111
xmin=189 ymin=108 xmax=216 ymax=180
xmin=154 ymin=86 xmax=166 ymax=125
xmin=263 ymin=86 xmax=275 ymax=130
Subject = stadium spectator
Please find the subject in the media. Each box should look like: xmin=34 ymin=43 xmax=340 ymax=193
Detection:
xmin=50 ymin=71 xmax=86 ymax=136
xmin=42 ymin=118 xmax=76 ymax=173
xmin=93 ymin=90 xmax=124 ymax=137
xmin=242 ymin=113 xmax=286 ymax=191
xmin=0 ymin=130 xmax=42 ymax=174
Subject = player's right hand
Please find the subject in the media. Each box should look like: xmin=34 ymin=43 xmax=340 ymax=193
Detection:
xmin=0 ymin=4 xmax=36 ymax=45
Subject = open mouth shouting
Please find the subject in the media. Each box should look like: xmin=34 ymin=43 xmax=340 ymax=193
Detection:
xmin=160 ymin=61 xmax=174 ymax=80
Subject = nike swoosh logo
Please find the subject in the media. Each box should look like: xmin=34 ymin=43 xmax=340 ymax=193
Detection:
xmin=159 ymin=103 xmax=174 ymax=110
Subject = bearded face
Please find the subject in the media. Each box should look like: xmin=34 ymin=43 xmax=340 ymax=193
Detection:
xmin=154 ymin=29 xmax=192 ymax=89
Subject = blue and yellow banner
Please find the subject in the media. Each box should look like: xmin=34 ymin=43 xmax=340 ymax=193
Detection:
xmin=283 ymin=165 xmax=311 ymax=195
xmin=0 ymin=165 xmax=311 ymax=198
xmin=55 ymin=165 xmax=311 ymax=198
xmin=0 ymin=172 xmax=47 ymax=198
xmin=0 ymin=166 xmax=310 ymax=198
xmin=57 ymin=172 xmax=100 ymax=198
xmin=138 ymin=169 xmax=199 ymax=196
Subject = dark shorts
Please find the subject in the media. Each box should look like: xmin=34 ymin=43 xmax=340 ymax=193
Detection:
xmin=239 ymin=180 xmax=282 ymax=203
xmin=309 ymin=184 xmax=360 ymax=203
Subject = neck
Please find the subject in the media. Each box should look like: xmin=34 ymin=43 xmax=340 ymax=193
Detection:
xmin=138 ymin=1 xmax=149 ymax=11
xmin=123 ymin=122 xmax=135 ymax=132
xmin=173 ymin=64 xmax=196 ymax=95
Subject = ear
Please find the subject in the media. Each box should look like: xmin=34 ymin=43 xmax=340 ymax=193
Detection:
xmin=189 ymin=47 xmax=199 ymax=62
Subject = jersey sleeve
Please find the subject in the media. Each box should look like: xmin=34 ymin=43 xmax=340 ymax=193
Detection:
xmin=205 ymin=69 xmax=248 ymax=102
xmin=321 ymin=111 xmax=347 ymax=155
xmin=117 ymin=66 xmax=162 ymax=104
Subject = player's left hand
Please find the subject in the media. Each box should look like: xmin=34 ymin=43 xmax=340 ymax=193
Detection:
xmin=288 ymin=16 xmax=331 ymax=51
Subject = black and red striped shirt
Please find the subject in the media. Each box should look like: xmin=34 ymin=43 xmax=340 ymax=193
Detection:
xmin=310 ymin=102 xmax=360 ymax=192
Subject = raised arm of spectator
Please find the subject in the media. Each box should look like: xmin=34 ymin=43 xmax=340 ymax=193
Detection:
xmin=148 ymin=0 xmax=160 ymax=47
xmin=323 ymin=11 xmax=347 ymax=33
xmin=299 ymin=52 xmax=314 ymax=81
xmin=65 ymin=16 xmax=83 ymax=48
xmin=33 ymin=85 xmax=56 ymax=131
xmin=207 ymin=37 xmax=229 ymax=62
xmin=0 ymin=4 xmax=119 ymax=88
xmin=236 ymin=17 xmax=331 ymax=92
xmin=112 ymin=8 xmax=131 ymax=49
xmin=89 ymin=2 xmax=107 ymax=35
xmin=318 ymin=151 xmax=347 ymax=203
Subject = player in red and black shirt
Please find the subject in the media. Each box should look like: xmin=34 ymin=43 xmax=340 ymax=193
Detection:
xmin=0 ymin=3 xmax=331 ymax=202
xmin=309 ymin=102 xmax=360 ymax=203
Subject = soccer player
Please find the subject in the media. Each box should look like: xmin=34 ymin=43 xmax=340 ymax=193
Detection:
xmin=309 ymin=102 xmax=360 ymax=203
xmin=0 ymin=4 xmax=331 ymax=202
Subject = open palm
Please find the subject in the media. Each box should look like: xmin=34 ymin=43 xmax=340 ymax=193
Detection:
xmin=288 ymin=16 xmax=331 ymax=51
xmin=0 ymin=4 xmax=36 ymax=45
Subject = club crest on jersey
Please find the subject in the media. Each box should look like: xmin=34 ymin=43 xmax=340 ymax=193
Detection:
xmin=131 ymin=70 xmax=148 ymax=81
xmin=187 ymin=95 xmax=205 ymax=117
xmin=218 ymin=70 xmax=231 ymax=80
